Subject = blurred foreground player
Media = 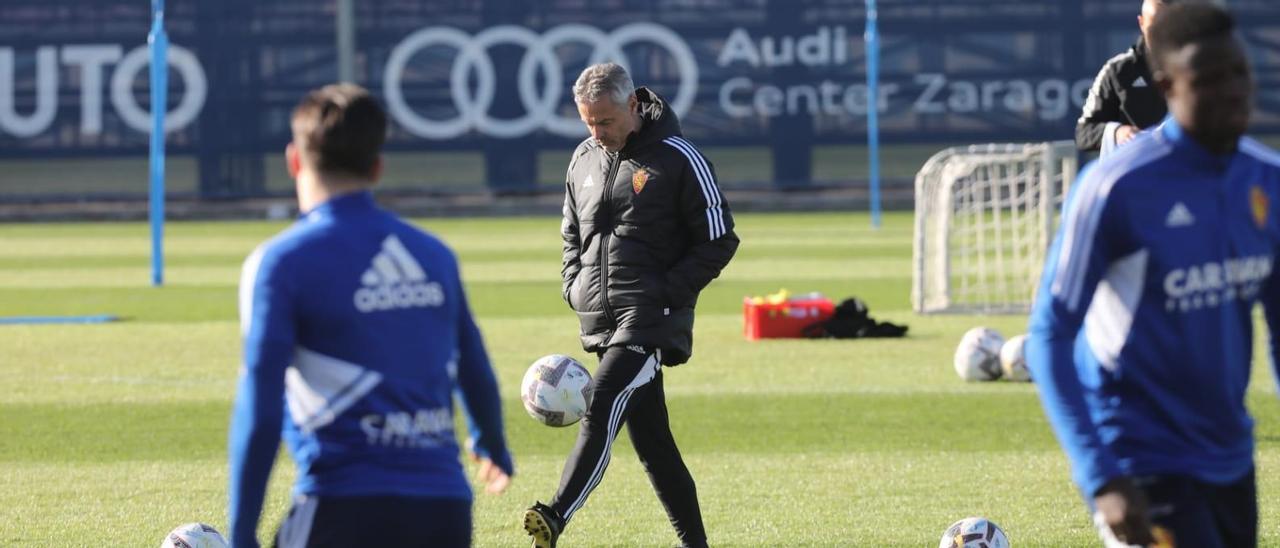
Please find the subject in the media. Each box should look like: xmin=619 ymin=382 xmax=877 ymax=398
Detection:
xmin=1028 ymin=3 xmax=1277 ymax=547
xmin=228 ymin=84 xmax=512 ymax=547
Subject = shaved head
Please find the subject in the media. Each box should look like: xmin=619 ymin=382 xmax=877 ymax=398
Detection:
xmin=1140 ymin=0 xmax=1175 ymax=45
xmin=1142 ymin=0 xmax=1163 ymax=17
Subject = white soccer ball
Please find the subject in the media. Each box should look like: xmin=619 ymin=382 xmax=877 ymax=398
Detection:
xmin=954 ymin=327 xmax=1005 ymax=381
xmin=938 ymin=517 xmax=1010 ymax=548
xmin=521 ymin=354 xmax=593 ymax=427
xmin=159 ymin=523 xmax=228 ymax=548
xmin=999 ymin=334 xmax=1031 ymax=382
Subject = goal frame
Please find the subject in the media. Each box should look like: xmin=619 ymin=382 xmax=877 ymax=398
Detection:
xmin=912 ymin=141 xmax=1079 ymax=314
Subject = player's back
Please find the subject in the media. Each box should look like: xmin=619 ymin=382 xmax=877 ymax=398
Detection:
xmin=246 ymin=190 xmax=472 ymax=499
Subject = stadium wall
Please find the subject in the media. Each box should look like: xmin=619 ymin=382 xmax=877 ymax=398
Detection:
xmin=0 ymin=0 xmax=1278 ymax=210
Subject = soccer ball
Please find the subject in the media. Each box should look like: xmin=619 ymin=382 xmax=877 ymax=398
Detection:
xmin=953 ymin=327 xmax=1005 ymax=381
xmin=159 ymin=523 xmax=228 ymax=548
xmin=999 ymin=334 xmax=1031 ymax=382
xmin=521 ymin=354 xmax=593 ymax=427
xmin=938 ymin=517 xmax=1010 ymax=548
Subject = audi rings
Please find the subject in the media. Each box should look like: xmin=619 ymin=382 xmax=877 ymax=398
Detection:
xmin=383 ymin=23 xmax=698 ymax=140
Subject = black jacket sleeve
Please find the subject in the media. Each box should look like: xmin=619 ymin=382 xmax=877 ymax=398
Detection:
xmin=664 ymin=143 xmax=739 ymax=306
xmin=1075 ymin=60 xmax=1124 ymax=152
xmin=561 ymin=168 xmax=581 ymax=307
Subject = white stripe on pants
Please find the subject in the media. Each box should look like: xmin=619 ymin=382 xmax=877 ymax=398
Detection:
xmin=559 ymin=347 xmax=660 ymax=522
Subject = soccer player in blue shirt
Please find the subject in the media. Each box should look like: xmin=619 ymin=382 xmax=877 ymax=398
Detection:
xmin=227 ymin=84 xmax=513 ymax=547
xmin=1027 ymin=3 xmax=1278 ymax=546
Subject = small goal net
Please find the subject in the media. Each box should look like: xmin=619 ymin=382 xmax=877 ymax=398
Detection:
xmin=912 ymin=141 xmax=1078 ymax=314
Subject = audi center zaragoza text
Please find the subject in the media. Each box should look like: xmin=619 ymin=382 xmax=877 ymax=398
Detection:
xmin=1 ymin=23 xmax=1096 ymax=139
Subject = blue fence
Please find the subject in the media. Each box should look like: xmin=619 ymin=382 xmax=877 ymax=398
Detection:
xmin=1 ymin=0 xmax=1278 ymax=196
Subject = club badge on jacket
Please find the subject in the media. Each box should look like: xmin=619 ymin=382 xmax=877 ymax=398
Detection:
xmin=633 ymin=170 xmax=649 ymax=194
xmin=1251 ymin=185 xmax=1269 ymax=229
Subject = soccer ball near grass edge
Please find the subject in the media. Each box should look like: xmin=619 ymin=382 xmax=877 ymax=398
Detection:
xmin=938 ymin=517 xmax=1010 ymax=548
xmin=953 ymin=327 xmax=1005 ymax=381
xmin=521 ymin=354 xmax=593 ymax=427
xmin=999 ymin=334 xmax=1032 ymax=382
xmin=159 ymin=523 xmax=228 ymax=548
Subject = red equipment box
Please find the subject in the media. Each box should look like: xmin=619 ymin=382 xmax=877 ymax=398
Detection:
xmin=743 ymin=293 xmax=835 ymax=340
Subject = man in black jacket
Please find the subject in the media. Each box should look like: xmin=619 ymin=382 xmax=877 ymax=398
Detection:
xmin=523 ymin=62 xmax=738 ymax=548
xmin=1076 ymin=0 xmax=1175 ymax=155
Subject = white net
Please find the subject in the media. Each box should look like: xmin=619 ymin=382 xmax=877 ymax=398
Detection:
xmin=912 ymin=141 xmax=1078 ymax=314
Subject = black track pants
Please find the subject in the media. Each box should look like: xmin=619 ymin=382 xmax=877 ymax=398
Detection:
xmin=549 ymin=345 xmax=707 ymax=547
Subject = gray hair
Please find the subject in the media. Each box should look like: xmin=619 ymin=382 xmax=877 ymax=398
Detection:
xmin=572 ymin=63 xmax=635 ymax=105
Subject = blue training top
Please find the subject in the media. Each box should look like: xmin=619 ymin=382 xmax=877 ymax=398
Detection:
xmin=227 ymin=191 xmax=511 ymax=546
xmin=1027 ymin=116 xmax=1280 ymax=501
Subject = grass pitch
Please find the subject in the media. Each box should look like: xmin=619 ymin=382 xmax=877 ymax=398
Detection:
xmin=3 ymin=212 xmax=1280 ymax=547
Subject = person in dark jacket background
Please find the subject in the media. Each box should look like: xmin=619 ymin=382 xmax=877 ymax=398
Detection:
xmin=1076 ymin=0 xmax=1176 ymax=155
xmin=522 ymin=62 xmax=738 ymax=548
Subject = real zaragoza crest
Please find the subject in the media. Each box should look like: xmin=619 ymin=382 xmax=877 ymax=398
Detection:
xmin=632 ymin=169 xmax=649 ymax=194
xmin=1251 ymin=185 xmax=1269 ymax=229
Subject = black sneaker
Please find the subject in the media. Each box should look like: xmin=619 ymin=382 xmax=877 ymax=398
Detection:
xmin=523 ymin=502 xmax=562 ymax=548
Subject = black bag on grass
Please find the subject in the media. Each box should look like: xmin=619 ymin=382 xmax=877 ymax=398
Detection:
xmin=802 ymin=297 xmax=908 ymax=339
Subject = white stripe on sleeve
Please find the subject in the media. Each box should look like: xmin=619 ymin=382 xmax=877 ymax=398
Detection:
xmin=663 ymin=137 xmax=725 ymax=239
xmin=1242 ymin=138 xmax=1280 ymax=169
xmin=675 ymin=136 xmax=727 ymax=238
xmin=1051 ymin=141 xmax=1170 ymax=311
xmin=239 ymin=245 xmax=266 ymax=337
xmin=1076 ymin=50 xmax=1132 ymax=125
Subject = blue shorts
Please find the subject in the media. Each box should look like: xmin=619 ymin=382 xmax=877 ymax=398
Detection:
xmin=274 ymin=494 xmax=471 ymax=548
xmin=1096 ymin=469 xmax=1256 ymax=548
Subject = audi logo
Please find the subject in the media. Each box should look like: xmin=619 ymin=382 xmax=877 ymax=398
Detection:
xmin=383 ymin=23 xmax=698 ymax=140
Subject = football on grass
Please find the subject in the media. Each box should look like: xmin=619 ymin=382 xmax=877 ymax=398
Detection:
xmin=521 ymin=354 xmax=592 ymax=427
xmin=938 ymin=517 xmax=1010 ymax=548
xmin=953 ymin=327 xmax=1005 ymax=381
xmin=159 ymin=523 xmax=228 ymax=548
xmin=999 ymin=334 xmax=1031 ymax=382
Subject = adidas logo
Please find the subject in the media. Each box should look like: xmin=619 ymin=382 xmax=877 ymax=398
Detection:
xmin=582 ymin=174 xmax=595 ymax=187
xmin=1165 ymin=202 xmax=1195 ymax=228
xmin=1133 ymin=76 xmax=1147 ymax=88
xmin=353 ymin=234 xmax=444 ymax=313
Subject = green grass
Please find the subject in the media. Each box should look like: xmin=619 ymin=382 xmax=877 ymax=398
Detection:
xmin=3 ymin=212 xmax=1280 ymax=546
xmin=0 ymin=143 xmax=952 ymax=197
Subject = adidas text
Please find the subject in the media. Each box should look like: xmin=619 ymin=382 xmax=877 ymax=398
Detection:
xmin=356 ymin=235 xmax=444 ymax=312
xmin=355 ymin=282 xmax=444 ymax=312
